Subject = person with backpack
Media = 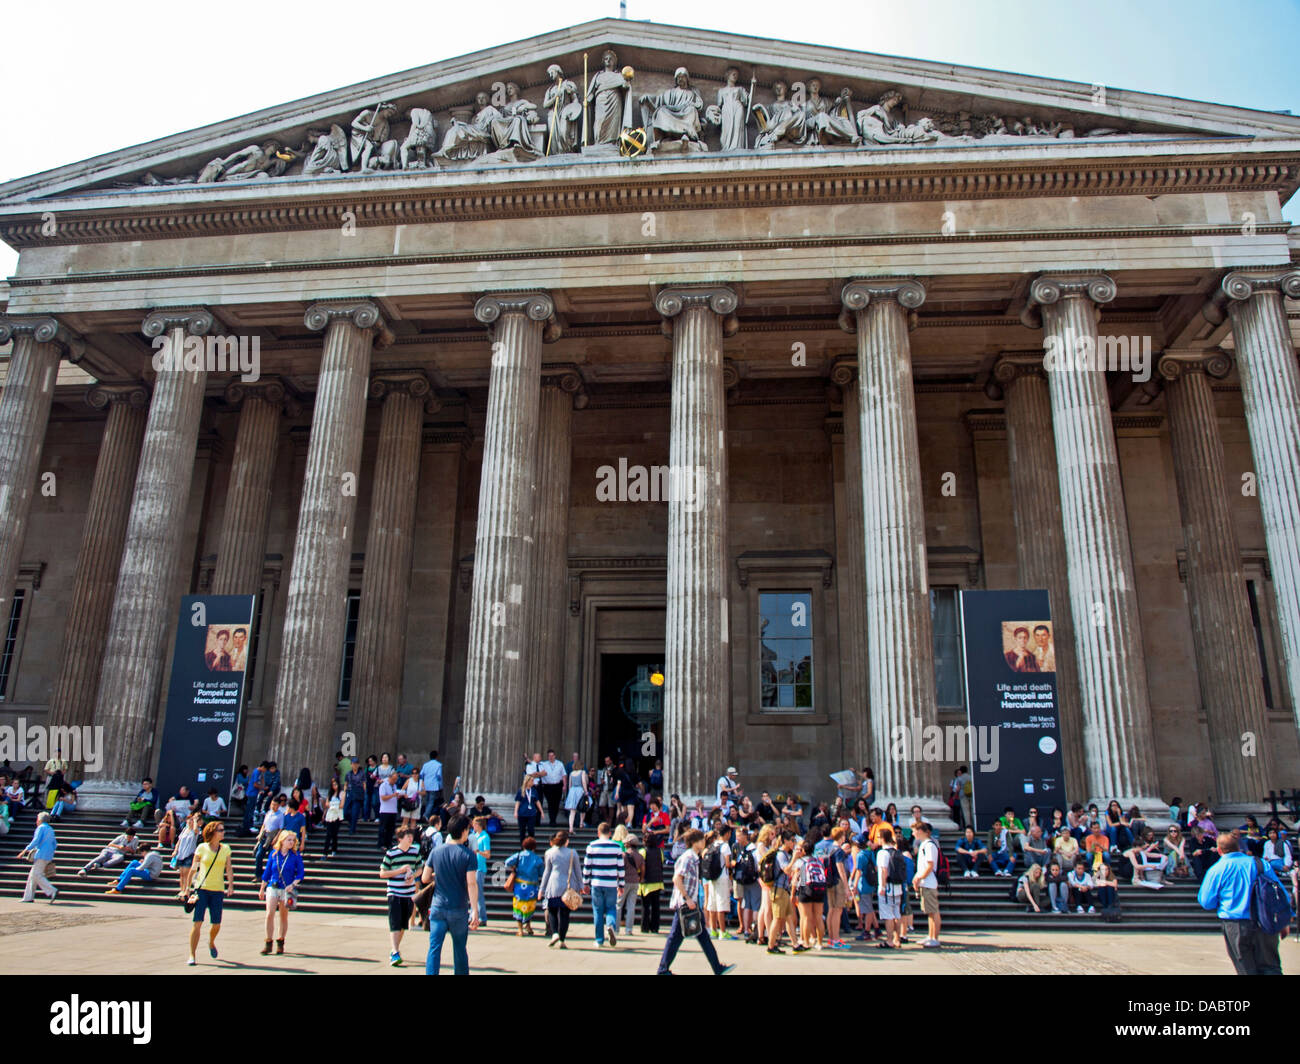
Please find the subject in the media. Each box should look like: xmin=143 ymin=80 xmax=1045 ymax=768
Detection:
xmin=702 ymin=824 xmax=736 ymax=940
xmin=764 ymin=830 xmax=798 ymax=954
xmin=790 ymin=831 xmax=827 ymax=951
xmin=814 ymin=826 xmax=851 ymax=948
xmin=655 ymin=828 xmax=736 ymax=975
xmin=1197 ymin=831 xmax=1290 ymax=975
xmin=875 ymin=827 xmax=906 ymax=949
xmin=732 ymin=827 xmax=761 ymax=943
xmin=850 ymin=836 xmax=882 ymax=941
xmin=912 ymin=821 xmax=943 ymax=948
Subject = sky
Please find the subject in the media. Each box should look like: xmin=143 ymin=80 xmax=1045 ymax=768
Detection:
xmin=1 ymin=0 xmax=1297 ymax=278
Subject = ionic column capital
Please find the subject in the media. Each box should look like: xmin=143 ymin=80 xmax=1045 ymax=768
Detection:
xmin=0 ymin=315 xmax=85 ymax=360
xmin=541 ymin=363 xmax=589 ymax=409
xmin=829 ymin=356 xmax=857 ymax=387
xmin=654 ymin=285 xmax=741 ymax=319
xmin=304 ymin=299 xmax=393 ymax=344
xmin=141 ymin=307 xmax=214 ymax=338
xmin=992 ymin=353 xmax=1049 ymax=386
xmin=840 ymin=277 xmax=926 ymax=313
xmin=1028 ymin=273 xmax=1117 ymax=307
xmin=86 ymin=382 xmax=150 ymax=411
xmin=1221 ymin=268 xmax=1300 ymax=302
xmin=223 ymin=376 xmax=302 ymax=416
xmin=474 ymin=291 xmax=561 ymax=342
xmin=1156 ymin=349 xmax=1233 ymax=383
xmin=369 ymin=369 xmax=440 ymax=413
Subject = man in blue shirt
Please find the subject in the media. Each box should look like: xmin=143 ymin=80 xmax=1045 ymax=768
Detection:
xmin=419 ymin=751 xmax=444 ymax=820
xmin=421 ymin=814 xmax=480 ymax=975
xmin=18 ymin=811 xmax=59 ymax=903
xmin=1197 ymin=832 xmax=1286 ymax=975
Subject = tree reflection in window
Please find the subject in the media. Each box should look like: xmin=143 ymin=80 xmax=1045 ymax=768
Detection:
xmin=759 ymin=591 xmax=813 ymax=712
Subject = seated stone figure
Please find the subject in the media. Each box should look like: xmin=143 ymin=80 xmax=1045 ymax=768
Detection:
xmin=639 ymin=67 xmax=706 ymax=151
xmin=753 ymin=80 xmax=807 ymax=149
xmin=857 ymin=90 xmax=941 ymax=145
xmin=439 ymin=92 xmax=499 ymax=161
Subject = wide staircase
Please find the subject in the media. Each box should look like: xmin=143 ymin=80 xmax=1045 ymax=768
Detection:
xmin=0 ymin=809 xmax=1222 ymax=932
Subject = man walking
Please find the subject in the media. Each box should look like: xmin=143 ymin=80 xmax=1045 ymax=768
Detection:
xmin=18 ymin=811 xmax=58 ymax=903
xmin=422 ymin=814 xmax=480 ymax=975
xmin=1197 ymin=832 xmax=1289 ymax=975
xmin=419 ymin=750 xmax=443 ymax=819
xmin=380 ymin=826 xmax=422 ymax=967
xmin=912 ymin=821 xmax=942 ymax=948
xmin=583 ymin=821 xmax=626 ymax=947
xmin=656 ymin=828 xmax=735 ymax=975
xmin=540 ymin=750 xmax=566 ymax=827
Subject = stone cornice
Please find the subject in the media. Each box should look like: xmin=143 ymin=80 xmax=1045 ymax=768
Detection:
xmin=5 ymin=151 xmax=1295 ymax=249
xmin=0 ymin=315 xmax=86 ymax=361
xmin=1221 ymin=267 xmax=1300 ymax=301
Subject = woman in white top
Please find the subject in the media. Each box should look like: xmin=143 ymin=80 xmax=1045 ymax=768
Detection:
xmin=564 ymin=760 xmax=588 ymax=833
xmin=172 ymin=811 xmax=202 ymax=898
xmin=1263 ymin=828 xmax=1293 ymax=876
xmin=322 ymin=779 xmax=344 ymax=858
xmin=400 ymin=774 xmax=421 ymax=831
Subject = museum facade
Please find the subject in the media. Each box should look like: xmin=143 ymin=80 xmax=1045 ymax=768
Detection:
xmin=1 ymin=18 xmax=1298 ymax=810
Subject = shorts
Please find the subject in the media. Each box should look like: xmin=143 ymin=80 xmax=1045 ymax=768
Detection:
xmin=826 ymin=882 xmax=847 ymax=909
xmin=387 ymin=894 xmax=414 ymax=932
xmin=743 ymin=883 xmax=762 ymax=912
xmin=192 ymin=888 xmax=224 ymax=925
xmin=771 ymin=887 xmax=792 ymax=921
xmin=264 ymin=885 xmax=294 ymax=906
xmin=919 ymin=886 xmax=940 ymax=914
xmin=878 ymin=890 xmax=902 ymax=921
xmin=705 ymin=877 xmax=732 ymax=912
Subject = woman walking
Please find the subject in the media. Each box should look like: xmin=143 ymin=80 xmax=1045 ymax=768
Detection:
xmin=564 ymin=759 xmax=588 ymax=833
xmin=539 ymin=829 xmax=583 ymax=948
xmin=172 ymin=810 xmax=202 ymax=899
xmin=322 ymin=779 xmax=344 ymax=857
xmin=639 ymin=834 xmax=664 ymax=933
xmin=515 ymin=776 xmax=542 ymax=844
xmin=187 ymin=821 xmax=234 ymax=965
xmin=620 ymin=833 xmax=643 ymax=936
xmin=504 ymin=835 xmax=546 ymax=936
xmin=259 ymin=830 xmax=304 ymax=954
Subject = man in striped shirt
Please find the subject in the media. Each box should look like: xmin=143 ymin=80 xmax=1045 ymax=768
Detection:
xmin=582 ymin=822 xmax=626 ymax=947
xmin=380 ymin=827 xmax=423 ymax=967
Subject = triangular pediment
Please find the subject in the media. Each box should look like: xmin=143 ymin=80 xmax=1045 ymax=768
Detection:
xmin=2 ymin=18 xmax=1299 ymax=210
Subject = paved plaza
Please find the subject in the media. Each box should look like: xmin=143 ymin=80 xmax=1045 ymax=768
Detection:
xmin=0 ymin=897 xmax=1284 ymax=975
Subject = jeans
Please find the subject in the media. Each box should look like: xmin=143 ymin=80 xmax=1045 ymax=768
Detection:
xmin=1025 ymin=850 xmax=1050 ymax=869
xmin=324 ymin=820 xmax=340 ymax=856
xmin=591 ymin=885 xmax=618 ymax=942
xmin=957 ymin=852 xmax=988 ymax=874
xmin=475 ymin=868 xmax=488 ymax=923
xmin=426 ymin=908 xmax=470 ymax=975
xmin=1096 ymin=885 xmax=1117 ymax=909
xmin=421 ymin=790 xmax=443 ymax=820
xmin=1048 ymin=881 xmax=1069 ymax=912
xmin=365 ymin=787 xmax=379 ymax=820
xmin=657 ymin=907 xmax=726 ymax=974
xmin=345 ymin=794 xmax=365 ymax=834
xmin=116 ymin=862 xmax=155 ymax=891
xmin=242 ymin=798 xmax=259 ymax=835
xmin=992 ymin=850 xmax=1014 ymax=874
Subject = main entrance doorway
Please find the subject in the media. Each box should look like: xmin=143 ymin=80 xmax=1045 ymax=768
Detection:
xmin=596 ymin=653 xmax=664 ymax=778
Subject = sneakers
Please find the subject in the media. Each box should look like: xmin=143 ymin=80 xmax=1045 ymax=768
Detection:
xmin=717 ymin=964 xmax=736 ymax=975
xmin=793 ymin=944 xmax=810 ymax=953
xmin=389 ymin=952 xmax=403 ymax=967
xmin=121 ymin=819 xmax=129 ymax=827
xmin=77 ymin=869 xmax=87 ymax=878
xmin=594 ymin=940 xmax=603 ymax=948
xmin=922 ymin=939 xmax=941 ymax=948
xmin=549 ymin=933 xmax=561 ymax=948
xmin=104 ymin=888 xmax=122 ymax=895
xmin=721 ymin=932 xmax=737 ymax=941
xmin=1088 ymin=906 xmax=1097 ymax=913
xmin=133 ymin=820 xmax=145 ymax=829
xmin=1076 ymin=905 xmax=1085 ymax=913
xmin=186 ymin=957 xmax=196 ymax=966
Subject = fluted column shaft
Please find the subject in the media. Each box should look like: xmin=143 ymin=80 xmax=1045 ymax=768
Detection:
xmin=524 ymin=380 xmax=574 ymax=750
xmin=1160 ymin=352 xmax=1273 ymax=805
xmin=48 ymin=386 xmax=149 ymax=730
xmin=462 ymin=293 xmax=555 ymax=796
xmin=833 ymin=370 xmax=871 ymax=769
xmin=843 ymin=279 xmax=938 ymax=804
xmin=1223 ymin=269 xmax=1300 ymax=738
xmin=349 ymin=373 xmax=429 ymax=758
xmin=1031 ymin=275 xmax=1160 ymax=806
xmin=212 ymin=382 xmax=292 ymax=595
xmin=657 ymin=286 xmax=736 ymax=800
xmin=0 ymin=318 xmax=79 ymax=623
xmin=268 ymin=302 xmax=382 ymax=782
xmin=996 ymin=361 xmax=1088 ymax=800
xmin=93 ymin=311 xmax=213 ymax=781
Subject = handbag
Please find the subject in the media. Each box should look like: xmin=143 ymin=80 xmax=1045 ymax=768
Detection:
xmin=681 ymin=906 xmax=703 ymax=937
xmin=562 ymin=888 xmax=582 ymax=911
xmin=578 ymin=794 xmax=592 ymax=814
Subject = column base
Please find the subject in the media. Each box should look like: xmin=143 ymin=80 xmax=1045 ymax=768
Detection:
xmin=73 ymin=779 xmax=138 ymax=812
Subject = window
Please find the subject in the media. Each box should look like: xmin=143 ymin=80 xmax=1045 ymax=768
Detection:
xmin=337 ymin=592 xmax=361 ymax=705
xmin=758 ymin=591 xmax=813 ymax=712
xmin=930 ymin=586 xmax=965 ymax=709
xmin=0 ymin=590 xmax=24 ymax=701
xmin=1246 ymin=579 xmax=1274 ymax=709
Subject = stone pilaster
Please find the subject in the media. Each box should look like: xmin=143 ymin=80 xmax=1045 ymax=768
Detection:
xmin=1158 ymin=350 xmax=1274 ymax=807
xmin=992 ymin=356 xmax=1088 ymax=801
xmin=90 ymin=309 xmax=213 ymax=786
xmin=841 ymin=278 xmax=939 ymax=807
xmin=462 ymin=292 xmax=557 ymax=797
xmin=830 ymin=359 xmax=870 ymax=770
xmin=1029 ymin=274 xmax=1161 ymax=809
xmin=348 ymin=371 xmax=435 ymax=758
xmin=47 ymin=384 xmax=149 ymax=733
xmin=211 ymin=379 xmax=298 ymax=595
xmin=267 ymin=301 xmax=384 ymax=784
xmin=655 ymin=285 xmax=738 ymax=801
xmin=1222 ymin=268 xmax=1300 ymax=741
xmin=523 ymin=369 xmax=581 ymax=751
xmin=0 ymin=317 xmax=82 ymax=623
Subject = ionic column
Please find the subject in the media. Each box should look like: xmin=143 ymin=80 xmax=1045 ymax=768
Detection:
xmin=211 ymin=379 xmax=298 ymax=595
xmin=830 ymin=360 xmax=871 ymax=769
xmin=992 ymin=356 xmax=1088 ymax=801
xmin=1029 ymin=274 xmax=1161 ymax=808
xmin=47 ymin=384 xmax=149 ymax=732
xmin=91 ymin=309 xmax=214 ymax=786
xmin=0 ymin=317 xmax=82 ymax=622
xmin=655 ymin=285 xmax=738 ymax=801
xmin=841 ymin=278 xmax=939 ymax=807
xmin=1222 ymin=268 xmax=1300 ymax=739
xmin=349 ymin=371 xmax=436 ymax=758
xmin=267 ymin=301 xmax=386 ymax=784
xmin=523 ymin=370 xmax=582 ymax=751
xmin=462 ymin=292 xmax=558 ymax=797
xmin=1158 ymin=350 xmax=1274 ymax=807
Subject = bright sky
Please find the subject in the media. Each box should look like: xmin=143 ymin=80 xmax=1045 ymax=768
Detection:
xmin=1 ymin=0 xmax=1297 ymax=278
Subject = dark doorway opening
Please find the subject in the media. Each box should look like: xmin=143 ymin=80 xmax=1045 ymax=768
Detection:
xmin=597 ymin=653 xmax=662 ymax=779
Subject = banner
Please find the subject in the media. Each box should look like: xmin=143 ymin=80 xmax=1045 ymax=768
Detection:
xmin=959 ymin=588 xmax=1066 ymax=830
xmin=155 ymin=595 xmax=256 ymax=805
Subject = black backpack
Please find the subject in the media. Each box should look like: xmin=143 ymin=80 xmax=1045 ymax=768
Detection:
xmin=823 ymin=847 xmax=841 ymax=887
xmin=733 ymin=846 xmax=759 ymax=885
xmin=885 ymin=848 xmax=908 ymax=889
xmin=759 ymin=848 xmax=779 ymax=885
xmin=700 ymin=844 xmax=724 ymax=882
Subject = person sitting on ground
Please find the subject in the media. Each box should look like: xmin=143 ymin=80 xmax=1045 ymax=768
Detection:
xmin=1093 ymin=859 xmax=1119 ymax=910
xmin=1067 ymin=858 xmax=1095 ymax=913
xmin=0 ymin=789 xmax=10 ymax=836
xmin=106 ymin=842 xmax=164 ymax=894
xmin=78 ymin=827 xmax=138 ymax=875
xmin=1066 ymin=802 xmax=1088 ymax=841
xmin=50 ymin=784 xmax=77 ymax=819
xmin=1125 ymin=829 xmax=1166 ymax=886
xmin=1263 ymin=827 xmax=1294 ymax=878
xmin=1083 ymin=821 xmax=1111 ymax=867
xmin=1188 ymin=824 xmax=1218 ymax=880
xmin=990 ymin=821 xmax=1016 ymax=876
xmin=955 ymin=826 xmax=988 ymax=877
xmin=123 ymin=777 xmax=158 ymax=829
xmin=1052 ymin=825 xmax=1080 ymax=868
xmin=1016 ymin=861 xmax=1046 ymax=913
xmin=1022 ymin=825 xmax=1051 ymax=868
xmin=1163 ymin=824 xmax=1190 ymax=878
xmin=1046 ymin=859 xmax=1069 ymax=913
xmin=201 ymin=788 xmax=227 ymax=823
